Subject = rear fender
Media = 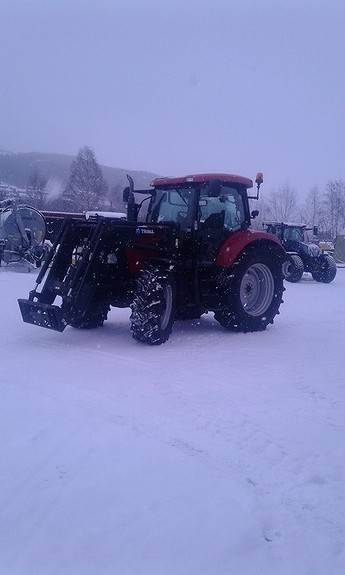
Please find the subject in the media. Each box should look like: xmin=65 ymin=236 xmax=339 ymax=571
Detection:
xmin=216 ymin=230 xmax=285 ymax=267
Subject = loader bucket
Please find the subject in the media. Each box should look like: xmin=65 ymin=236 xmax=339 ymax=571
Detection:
xmin=18 ymin=299 xmax=67 ymax=332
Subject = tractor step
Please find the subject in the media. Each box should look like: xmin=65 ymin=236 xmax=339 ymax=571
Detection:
xmin=18 ymin=299 xmax=67 ymax=332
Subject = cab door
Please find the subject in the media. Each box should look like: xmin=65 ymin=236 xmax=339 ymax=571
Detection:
xmin=197 ymin=183 xmax=247 ymax=264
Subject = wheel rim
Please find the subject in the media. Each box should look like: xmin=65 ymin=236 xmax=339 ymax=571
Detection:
xmin=240 ymin=263 xmax=275 ymax=317
xmin=282 ymin=260 xmax=292 ymax=277
xmin=161 ymin=285 xmax=173 ymax=330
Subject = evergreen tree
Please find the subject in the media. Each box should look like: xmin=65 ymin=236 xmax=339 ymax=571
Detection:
xmin=64 ymin=147 xmax=108 ymax=211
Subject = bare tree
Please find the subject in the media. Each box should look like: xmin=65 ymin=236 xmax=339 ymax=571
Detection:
xmin=323 ymin=180 xmax=345 ymax=239
xmin=301 ymin=187 xmax=324 ymax=226
xmin=266 ymin=186 xmax=298 ymax=222
xmin=64 ymin=146 xmax=108 ymax=211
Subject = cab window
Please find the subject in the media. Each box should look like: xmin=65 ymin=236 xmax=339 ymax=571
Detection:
xmin=199 ymin=185 xmax=245 ymax=231
xmin=147 ymin=188 xmax=192 ymax=227
xmin=284 ymin=227 xmax=304 ymax=242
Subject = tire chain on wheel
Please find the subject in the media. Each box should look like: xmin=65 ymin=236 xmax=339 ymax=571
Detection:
xmin=284 ymin=254 xmax=304 ymax=283
xmin=312 ymin=254 xmax=337 ymax=283
xmin=130 ymin=266 xmax=174 ymax=345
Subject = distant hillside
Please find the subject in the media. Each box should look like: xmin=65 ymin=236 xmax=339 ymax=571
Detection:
xmin=0 ymin=150 xmax=157 ymax=206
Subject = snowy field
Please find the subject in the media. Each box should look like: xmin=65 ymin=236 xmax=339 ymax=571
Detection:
xmin=1 ymin=268 xmax=345 ymax=575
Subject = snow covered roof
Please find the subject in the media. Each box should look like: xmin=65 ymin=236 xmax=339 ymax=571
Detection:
xmin=85 ymin=211 xmax=126 ymax=220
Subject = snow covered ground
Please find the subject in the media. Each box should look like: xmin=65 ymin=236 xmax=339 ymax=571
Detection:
xmin=0 ymin=268 xmax=345 ymax=575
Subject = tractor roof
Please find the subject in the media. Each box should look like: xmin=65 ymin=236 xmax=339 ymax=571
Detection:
xmin=152 ymin=173 xmax=253 ymax=189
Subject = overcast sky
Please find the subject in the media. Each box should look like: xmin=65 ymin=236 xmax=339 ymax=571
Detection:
xmin=0 ymin=0 xmax=344 ymax=195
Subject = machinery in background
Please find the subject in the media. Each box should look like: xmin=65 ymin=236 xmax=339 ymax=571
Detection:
xmin=0 ymin=200 xmax=47 ymax=268
xmin=264 ymin=222 xmax=337 ymax=283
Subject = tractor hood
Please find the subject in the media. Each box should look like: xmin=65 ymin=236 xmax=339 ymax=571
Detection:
xmin=301 ymin=242 xmax=321 ymax=257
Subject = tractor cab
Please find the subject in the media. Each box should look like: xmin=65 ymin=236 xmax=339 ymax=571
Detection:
xmin=121 ymin=173 xmax=261 ymax=269
xmin=124 ymin=174 xmax=254 ymax=226
xmin=264 ymin=222 xmax=317 ymax=249
xmin=145 ymin=177 xmax=249 ymax=231
xmin=143 ymin=176 xmax=253 ymax=263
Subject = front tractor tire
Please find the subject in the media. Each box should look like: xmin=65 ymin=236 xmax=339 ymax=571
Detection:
xmin=312 ymin=254 xmax=337 ymax=283
xmin=130 ymin=266 xmax=175 ymax=345
xmin=282 ymin=254 xmax=304 ymax=283
xmin=214 ymin=247 xmax=284 ymax=333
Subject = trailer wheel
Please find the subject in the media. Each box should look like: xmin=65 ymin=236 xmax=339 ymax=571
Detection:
xmin=130 ymin=266 xmax=175 ymax=345
xmin=68 ymin=302 xmax=110 ymax=329
xmin=282 ymin=254 xmax=304 ymax=283
xmin=312 ymin=254 xmax=337 ymax=283
xmin=214 ymin=246 xmax=284 ymax=332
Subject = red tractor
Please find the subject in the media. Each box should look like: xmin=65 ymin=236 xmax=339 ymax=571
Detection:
xmin=19 ymin=173 xmax=286 ymax=344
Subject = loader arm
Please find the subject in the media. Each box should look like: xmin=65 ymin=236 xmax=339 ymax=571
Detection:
xmin=18 ymin=217 xmax=137 ymax=331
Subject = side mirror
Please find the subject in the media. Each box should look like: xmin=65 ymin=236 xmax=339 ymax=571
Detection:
xmin=313 ymin=225 xmax=318 ymax=237
xmin=251 ymin=209 xmax=259 ymax=219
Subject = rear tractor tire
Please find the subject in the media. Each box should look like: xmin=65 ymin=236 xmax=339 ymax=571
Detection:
xmin=282 ymin=254 xmax=304 ymax=283
xmin=312 ymin=254 xmax=337 ymax=283
xmin=130 ymin=266 xmax=175 ymax=345
xmin=214 ymin=247 xmax=284 ymax=333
